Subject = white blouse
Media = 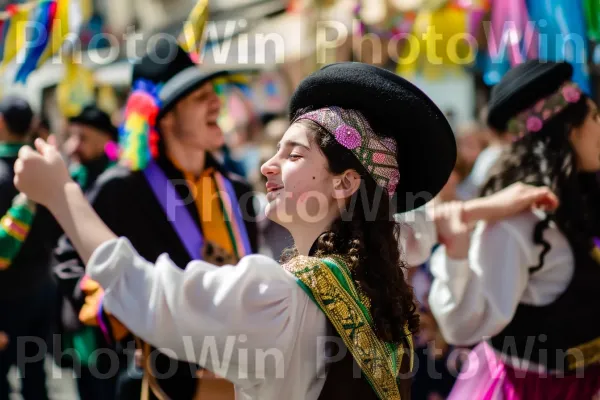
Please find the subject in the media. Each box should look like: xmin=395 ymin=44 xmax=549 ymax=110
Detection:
xmin=87 ymin=238 xmax=330 ymax=400
xmin=426 ymin=210 xmax=574 ymax=346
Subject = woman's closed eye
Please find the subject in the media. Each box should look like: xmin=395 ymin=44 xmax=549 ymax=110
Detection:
xmin=288 ymin=153 xmax=302 ymax=160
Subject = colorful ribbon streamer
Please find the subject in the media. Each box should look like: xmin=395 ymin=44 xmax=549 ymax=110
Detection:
xmin=14 ymin=0 xmax=57 ymax=83
xmin=526 ymin=0 xmax=591 ymax=94
xmin=0 ymin=4 xmax=29 ymax=67
xmin=37 ymin=0 xmax=70 ymax=70
xmin=583 ymin=0 xmax=600 ymax=42
xmin=179 ymin=0 xmax=209 ymax=54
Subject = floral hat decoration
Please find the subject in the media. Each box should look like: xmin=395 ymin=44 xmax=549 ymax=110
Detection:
xmin=507 ymin=81 xmax=583 ymax=139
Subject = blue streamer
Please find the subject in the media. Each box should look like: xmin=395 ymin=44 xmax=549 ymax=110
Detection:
xmin=0 ymin=18 xmax=12 ymax=64
xmin=526 ymin=0 xmax=591 ymax=94
xmin=14 ymin=0 xmax=55 ymax=84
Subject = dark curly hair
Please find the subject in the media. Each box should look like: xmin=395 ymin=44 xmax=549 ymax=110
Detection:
xmin=281 ymin=116 xmax=420 ymax=343
xmin=481 ymin=95 xmax=600 ymax=271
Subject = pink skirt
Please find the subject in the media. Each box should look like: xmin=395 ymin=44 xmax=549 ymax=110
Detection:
xmin=447 ymin=342 xmax=600 ymax=400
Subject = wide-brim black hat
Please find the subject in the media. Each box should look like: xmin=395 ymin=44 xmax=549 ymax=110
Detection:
xmin=129 ymin=36 xmax=229 ymax=121
xmin=289 ymin=62 xmax=456 ymax=213
xmin=69 ymin=105 xmax=118 ymax=141
xmin=487 ymin=60 xmax=574 ymax=131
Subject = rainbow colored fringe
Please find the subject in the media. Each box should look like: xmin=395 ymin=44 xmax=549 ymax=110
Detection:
xmin=118 ymin=79 xmax=162 ymax=171
xmin=0 ymin=196 xmax=36 ymax=270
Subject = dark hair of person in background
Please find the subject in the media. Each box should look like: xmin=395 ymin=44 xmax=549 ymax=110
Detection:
xmin=481 ymin=95 xmax=600 ymax=272
xmin=281 ymin=114 xmax=419 ymax=343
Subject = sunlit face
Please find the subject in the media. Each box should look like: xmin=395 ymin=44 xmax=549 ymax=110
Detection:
xmin=66 ymin=123 xmax=111 ymax=164
xmin=570 ymin=99 xmax=600 ymax=172
xmin=260 ymin=123 xmax=337 ymax=228
xmin=166 ymin=82 xmax=224 ymax=151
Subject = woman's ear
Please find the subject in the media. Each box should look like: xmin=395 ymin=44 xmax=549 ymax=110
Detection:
xmin=332 ymin=169 xmax=361 ymax=200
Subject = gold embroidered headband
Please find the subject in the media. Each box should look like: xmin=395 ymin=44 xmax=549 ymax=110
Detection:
xmin=294 ymin=106 xmax=400 ymax=197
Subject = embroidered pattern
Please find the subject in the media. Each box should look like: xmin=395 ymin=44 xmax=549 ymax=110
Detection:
xmin=507 ymin=82 xmax=583 ymax=139
xmin=0 ymin=193 xmax=36 ymax=270
xmin=566 ymin=335 xmax=600 ymax=370
xmin=283 ymin=255 xmax=413 ymax=399
xmin=294 ymin=107 xmax=400 ymax=197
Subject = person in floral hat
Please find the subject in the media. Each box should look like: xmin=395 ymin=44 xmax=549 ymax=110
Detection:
xmin=429 ymin=60 xmax=600 ymax=399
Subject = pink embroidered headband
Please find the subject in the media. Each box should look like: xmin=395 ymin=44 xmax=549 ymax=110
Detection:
xmin=294 ymin=106 xmax=400 ymax=197
xmin=507 ymin=81 xmax=583 ymax=139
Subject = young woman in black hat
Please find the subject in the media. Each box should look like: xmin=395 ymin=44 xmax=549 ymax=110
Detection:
xmin=12 ymin=62 xmax=556 ymax=399
xmin=429 ymin=60 xmax=600 ymax=399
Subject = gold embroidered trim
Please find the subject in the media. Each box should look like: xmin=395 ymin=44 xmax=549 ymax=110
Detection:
xmin=284 ymin=255 xmax=412 ymax=400
xmin=566 ymin=336 xmax=600 ymax=370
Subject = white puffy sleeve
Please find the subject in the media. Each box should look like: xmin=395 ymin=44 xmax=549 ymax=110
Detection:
xmin=86 ymin=237 xmax=299 ymax=384
xmin=428 ymin=220 xmax=533 ymax=346
xmin=396 ymin=206 xmax=437 ymax=267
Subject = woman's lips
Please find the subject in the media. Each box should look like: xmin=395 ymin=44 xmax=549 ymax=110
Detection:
xmin=266 ymin=187 xmax=283 ymax=201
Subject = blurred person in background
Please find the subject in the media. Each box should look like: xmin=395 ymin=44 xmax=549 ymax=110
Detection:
xmin=456 ymin=121 xmax=486 ymax=172
xmin=35 ymin=116 xmax=51 ymax=142
xmin=52 ymin=104 xmax=121 ymax=400
xmin=458 ymin=106 xmax=514 ymax=200
xmin=53 ymin=37 xmax=258 ymax=400
xmin=454 ymin=120 xmax=490 ymax=200
xmin=0 ymin=96 xmax=61 ymax=400
xmin=64 ymin=105 xmax=119 ymax=191
xmin=430 ymin=60 xmax=600 ymax=399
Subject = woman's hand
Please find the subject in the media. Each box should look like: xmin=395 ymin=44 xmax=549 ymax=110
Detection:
xmin=13 ymin=137 xmax=73 ymax=210
xmin=433 ymin=201 xmax=471 ymax=260
xmin=463 ymin=182 xmax=559 ymax=224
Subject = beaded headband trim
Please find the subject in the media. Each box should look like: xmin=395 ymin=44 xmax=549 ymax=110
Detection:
xmin=294 ymin=106 xmax=400 ymax=197
xmin=507 ymin=81 xmax=583 ymax=139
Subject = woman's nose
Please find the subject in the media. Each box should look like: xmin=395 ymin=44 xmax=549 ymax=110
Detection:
xmin=260 ymin=155 xmax=280 ymax=177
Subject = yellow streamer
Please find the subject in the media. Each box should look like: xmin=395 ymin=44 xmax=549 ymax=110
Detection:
xmin=1 ymin=7 xmax=30 ymax=67
xmin=56 ymin=53 xmax=95 ymax=118
xmin=396 ymin=5 xmax=471 ymax=79
xmin=179 ymin=0 xmax=209 ymax=54
xmin=97 ymin=85 xmax=119 ymax=115
xmin=80 ymin=0 xmax=93 ymax=22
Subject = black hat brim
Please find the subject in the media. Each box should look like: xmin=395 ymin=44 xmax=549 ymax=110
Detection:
xmin=157 ymin=68 xmax=230 ymax=121
xmin=289 ymin=62 xmax=456 ymax=213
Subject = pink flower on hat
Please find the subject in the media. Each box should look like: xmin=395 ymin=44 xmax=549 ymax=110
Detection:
xmin=526 ymin=116 xmax=543 ymax=132
xmin=562 ymin=85 xmax=581 ymax=103
xmin=335 ymin=125 xmax=362 ymax=149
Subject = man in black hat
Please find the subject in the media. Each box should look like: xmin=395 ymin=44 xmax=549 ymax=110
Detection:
xmin=52 ymin=104 xmax=121 ymax=400
xmin=53 ymin=37 xmax=258 ymax=399
xmin=0 ymin=96 xmax=61 ymax=400
xmin=66 ymin=105 xmax=119 ymax=191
